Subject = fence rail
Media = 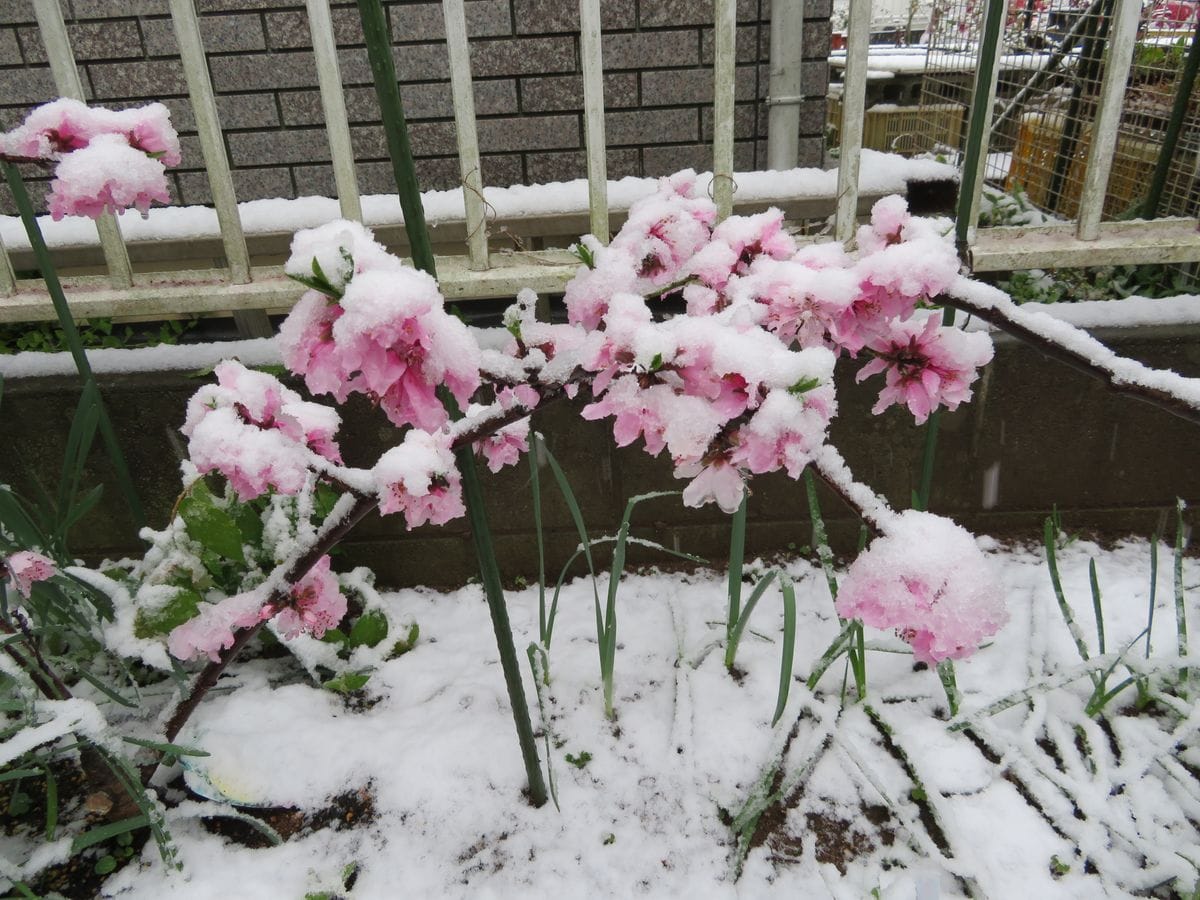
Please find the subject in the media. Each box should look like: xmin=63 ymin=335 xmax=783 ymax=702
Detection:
xmin=3 ymin=0 xmax=1200 ymax=334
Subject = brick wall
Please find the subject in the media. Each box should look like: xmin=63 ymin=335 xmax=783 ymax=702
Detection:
xmin=0 ymin=0 xmax=831 ymax=213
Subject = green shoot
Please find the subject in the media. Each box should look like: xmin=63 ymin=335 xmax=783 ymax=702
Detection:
xmin=937 ymin=660 xmax=960 ymax=718
xmin=1176 ymin=499 xmax=1190 ymax=697
xmin=1043 ymin=516 xmax=1099 ymax=690
xmin=772 ymin=574 xmax=797 ymax=726
xmin=725 ymin=494 xmax=748 ymax=671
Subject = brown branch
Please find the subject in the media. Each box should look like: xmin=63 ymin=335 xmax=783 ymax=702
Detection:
xmin=0 ymin=617 xmax=71 ymax=701
xmin=939 ymin=292 xmax=1200 ymax=428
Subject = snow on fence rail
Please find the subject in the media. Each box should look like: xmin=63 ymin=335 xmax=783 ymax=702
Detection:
xmin=3 ymin=0 xmax=1200 ymax=335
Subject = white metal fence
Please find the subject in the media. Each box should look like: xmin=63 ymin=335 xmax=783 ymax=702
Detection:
xmin=3 ymin=0 xmax=1200 ymax=335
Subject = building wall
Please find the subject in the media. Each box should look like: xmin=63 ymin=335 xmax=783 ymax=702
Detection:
xmin=0 ymin=0 xmax=832 ymax=213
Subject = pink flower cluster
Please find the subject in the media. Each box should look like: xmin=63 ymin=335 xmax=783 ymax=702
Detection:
xmin=0 ymin=99 xmax=180 ymax=220
xmin=167 ymin=554 xmax=347 ymax=662
xmin=2 ymin=551 xmax=56 ymax=598
xmin=182 ymin=360 xmax=343 ymax=500
xmin=374 ymin=429 xmax=466 ymax=529
xmin=279 ymin=221 xmax=481 ymax=432
xmin=834 ymin=510 xmax=1008 ymax=665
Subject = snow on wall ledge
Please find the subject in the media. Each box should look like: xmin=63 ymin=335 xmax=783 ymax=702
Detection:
xmin=2 ymin=295 xmax=1199 ymax=381
xmin=0 ymin=152 xmax=955 ymax=252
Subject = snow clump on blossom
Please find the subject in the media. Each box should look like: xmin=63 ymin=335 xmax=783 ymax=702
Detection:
xmin=264 ymin=555 xmax=347 ymax=640
xmin=3 ymin=551 xmax=56 ymax=598
xmin=0 ymin=98 xmax=180 ymax=220
xmin=181 ymin=360 xmax=343 ymax=501
xmin=168 ymin=591 xmax=266 ymax=663
xmin=279 ymin=222 xmax=481 ymax=431
xmin=374 ymin=429 xmax=466 ymax=529
xmin=835 ymin=510 xmax=1008 ymax=665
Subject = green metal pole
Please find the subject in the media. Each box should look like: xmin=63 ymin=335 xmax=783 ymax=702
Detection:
xmin=1142 ymin=20 xmax=1200 ymax=219
xmin=355 ymin=0 xmax=548 ymax=807
xmin=3 ymin=162 xmax=145 ymax=529
xmin=954 ymin=0 xmax=1008 ymax=260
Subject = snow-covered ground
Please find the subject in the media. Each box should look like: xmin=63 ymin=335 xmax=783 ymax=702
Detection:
xmin=101 ymin=537 xmax=1199 ymax=899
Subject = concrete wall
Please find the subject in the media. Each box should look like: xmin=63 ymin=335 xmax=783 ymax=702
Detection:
xmin=2 ymin=325 xmax=1197 ymax=588
xmin=0 ymin=0 xmax=833 ymax=214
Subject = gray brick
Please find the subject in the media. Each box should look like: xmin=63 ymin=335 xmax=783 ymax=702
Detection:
xmin=389 ymin=1 xmax=511 ymax=42
xmin=638 ymin=0 xmax=760 ymax=27
xmin=407 ymin=120 xmax=459 ymax=156
xmin=159 ymin=93 xmax=280 ymax=131
xmin=174 ymin=134 xmax=204 ymax=169
xmin=803 ymin=20 xmax=832 ymax=58
xmin=802 ymin=60 xmax=828 ymax=96
xmin=69 ymin=0 xmax=167 ymax=17
xmin=0 ymin=67 xmax=58 ymax=105
xmin=701 ymin=103 xmax=758 ymax=140
xmin=263 ymin=7 xmax=366 ymax=49
xmin=524 ymin=147 xmax=641 ymax=184
xmin=605 ymin=108 xmax=696 ymax=146
xmin=470 ymin=36 xmax=574 ymax=77
xmin=87 ymin=58 xmax=186 ymax=97
xmin=643 ymin=140 xmax=756 ymax=177
xmin=472 ymin=79 xmax=520 ymax=116
xmin=18 ymin=21 xmax=142 ymax=63
xmin=142 ymin=14 xmax=264 ymax=56
xmin=797 ymin=97 xmax=827 ymax=135
xmin=403 ymin=152 xmax=523 ymax=191
xmin=796 ymin=135 xmax=824 ymax=167
xmin=0 ymin=1 xmax=33 ymax=26
xmin=208 ymin=52 xmax=319 ymax=92
xmin=641 ymin=64 xmax=755 ymax=106
xmin=477 ymin=113 xmax=579 ymax=152
xmin=349 ymin=124 xmax=387 ymax=158
xmin=701 ymin=25 xmax=761 ymax=65
xmin=176 ymin=164 xmax=295 ymax=204
xmin=195 ymin=0 xmax=283 ymax=11
xmin=519 ymin=72 xmax=637 ymax=112
xmin=513 ymin=0 xmax=635 ymax=33
xmin=0 ymin=28 xmax=20 ymax=65
xmin=227 ymin=127 xmax=332 ymax=166
xmin=602 ymin=31 xmax=698 ymax=70
xmin=279 ymin=86 xmax=380 ymax=126
xmin=807 ymin=0 xmax=834 ymax=19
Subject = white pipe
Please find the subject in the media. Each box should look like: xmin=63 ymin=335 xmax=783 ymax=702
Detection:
xmin=766 ymin=0 xmax=805 ymax=171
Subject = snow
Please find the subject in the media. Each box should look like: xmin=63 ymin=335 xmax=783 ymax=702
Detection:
xmin=0 ymin=155 xmax=957 ymax=253
xmin=87 ymin=538 xmax=1198 ymax=898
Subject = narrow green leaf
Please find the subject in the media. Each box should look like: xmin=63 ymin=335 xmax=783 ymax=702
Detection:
xmin=529 ymin=434 xmax=548 ymax=647
xmin=71 ymin=815 xmax=149 ymax=853
xmin=1044 ymin=517 xmax=1095 ymax=678
xmin=44 ymin=765 xmax=58 ymax=841
xmin=1146 ymin=533 xmax=1158 ymax=660
xmin=806 ymin=620 xmax=856 ymax=690
xmin=1175 ymin=499 xmax=1190 ymax=691
xmin=0 ymin=768 xmax=41 ymax=783
xmin=937 ymin=659 xmax=960 ymax=718
xmin=725 ymin=570 xmax=779 ymax=669
xmin=726 ymin=494 xmax=748 ymax=650
xmin=771 ymin=574 xmax=797 ymax=726
xmin=803 ymin=470 xmax=838 ymax=603
xmin=1089 ymin=558 xmax=1106 ymax=656
xmin=121 ymin=736 xmax=210 ymax=758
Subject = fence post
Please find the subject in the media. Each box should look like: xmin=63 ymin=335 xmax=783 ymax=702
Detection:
xmin=834 ymin=0 xmax=871 ymax=244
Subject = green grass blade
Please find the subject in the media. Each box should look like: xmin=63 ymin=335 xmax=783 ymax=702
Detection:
xmin=56 ymin=382 xmax=100 ymax=543
xmin=44 ymin=765 xmax=57 ymax=841
xmin=914 ymin=408 xmax=943 ymax=512
xmin=529 ymin=434 xmax=548 ymax=647
xmin=121 ymin=736 xmax=210 ymax=758
xmin=1175 ymin=499 xmax=1190 ymax=692
xmin=771 ymin=574 xmax=797 ymax=726
xmin=936 ymin=659 xmax=960 ymax=717
xmin=525 ymin=643 xmax=559 ymax=811
xmin=724 ymin=570 xmax=779 ymax=669
xmin=1044 ymin=517 xmax=1094 ymax=673
xmin=806 ymin=620 xmax=856 ymax=690
xmin=726 ymin=494 xmax=748 ymax=646
xmin=71 ymin=815 xmax=150 ymax=853
xmin=1088 ymin=558 xmax=1106 ymax=656
xmin=803 ymin=470 xmax=838 ymax=604
xmin=1147 ymin=532 xmax=1159 ymax=660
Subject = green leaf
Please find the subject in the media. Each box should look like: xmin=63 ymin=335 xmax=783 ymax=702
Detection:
xmin=320 ymin=628 xmax=348 ymax=645
xmin=94 ymin=855 xmax=118 ymax=875
xmin=322 ymin=671 xmax=370 ymax=693
xmin=71 ymin=815 xmax=149 ymax=853
xmin=134 ymin=588 xmax=201 ymax=639
xmin=788 ymin=375 xmax=822 ymax=395
xmin=772 ymin=574 xmax=797 ymax=727
xmin=121 ymin=736 xmax=210 ymax=758
xmin=313 ymin=484 xmax=341 ymax=522
xmin=388 ymin=622 xmax=419 ymax=658
xmin=348 ymin=610 xmax=389 ymax=649
xmin=231 ymin=501 xmax=264 ymax=548
xmin=179 ymin=482 xmax=245 ymax=564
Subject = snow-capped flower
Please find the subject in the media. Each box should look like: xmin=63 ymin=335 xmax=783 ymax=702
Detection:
xmin=168 ymin=591 xmax=266 ymax=663
xmin=269 ymin=555 xmax=347 ymax=640
xmin=475 ymin=418 xmax=531 ymax=473
xmin=3 ymin=551 xmax=56 ymax=598
xmin=678 ymin=457 xmax=746 ymax=514
xmin=374 ymin=430 xmax=466 ymax=529
xmin=47 ymin=133 xmax=171 ymax=220
xmin=856 ymin=315 xmax=994 ymax=424
xmin=835 ymin=510 xmax=1008 ymax=665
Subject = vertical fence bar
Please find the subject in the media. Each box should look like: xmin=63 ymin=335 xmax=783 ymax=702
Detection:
xmin=170 ymin=0 xmax=270 ymax=337
xmin=33 ymin=0 xmax=133 ymax=288
xmin=834 ymin=0 xmax=871 ymax=245
xmin=442 ymin=0 xmax=489 ymax=269
xmin=579 ymin=0 xmax=609 ymax=243
xmin=712 ymin=0 xmax=737 ymax=220
xmin=307 ymin=0 xmax=362 ymax=222
xmin=766 ymin=0 xmax=804 ymax=171
xmin=1076 ymin=0 xmax=1139 ymax=241
xmin=955 ymin=0 xmax=1005 ymax=257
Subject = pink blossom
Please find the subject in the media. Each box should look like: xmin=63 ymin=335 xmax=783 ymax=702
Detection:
xmin=333 ymin=269 xmax=481 ymax=431
xmin=688 ymin=210 xmax=796 ymax=292
xmin=581 ymin=376 xmax=668 ymax=456
xmin=375 ymin=430 xmax=466 ymax=529
xmin=47 ymin=133 xmax=171 ymax=220
xmin=678 ymin=457 xmax=746 ymax=514
xmin=475 ymin=418 xmax=530 ymax=472
xmin=3 ymin=551 xmax=56 ymax=598
xmin=270 ymin=555 xmax=347 ymax=640
xmin=835 ymin=510 xmax=1008 ymax=665
xmin=732 ymin=257 xmax=858 ymax=348
xmin=729 ymin=385 xmax=835 ymax=478
xmin=186 ymin=406 xmax=313 ymax=499
xmin=278 ymin=291 xmax=349 ymax=401
xmin=855 ymin=195 xmax=910 ymax=255
xmin=856 ymin=315 xmax=994 ymax=424
xmin=168 ymin=591 xmax=266 ymax=663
